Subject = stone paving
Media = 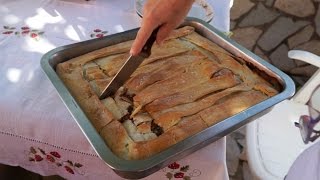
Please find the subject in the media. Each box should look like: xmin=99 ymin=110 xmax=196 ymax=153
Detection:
xmin=227 ymin=0 xmax=320 ymax=179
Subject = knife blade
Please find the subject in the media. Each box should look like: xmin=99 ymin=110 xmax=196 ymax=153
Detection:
xmin=99 ymin=27 xmax=159 ymax=99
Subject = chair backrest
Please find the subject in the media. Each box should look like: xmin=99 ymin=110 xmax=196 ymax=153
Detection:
xmin=310 ymin=86 xmax=320 ymax=112
xmin=288 ymin=50 xmax=320 ymax=111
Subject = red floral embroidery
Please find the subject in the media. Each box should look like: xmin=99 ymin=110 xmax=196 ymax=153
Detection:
xmin=50 ymin=151 xmax=61 ymax=158
xmin=2 ymin=31 xmax=13 ymax=34
xmin=22 ymin=30 xmax=30 ymax=34
xmin=95 ymin=34 xmax=104 ymax=38
xmin=94 ymin=29 xmax=102 ymax=32
xmin=21 ymin=26 xmax=30 ymax=30
xmin=28 ymin=146 xmax=84 ymax=175
xmin=64 ymin=166 xmax=75 ymax=174
xmin=164 ymin=162 xmax=201 ymax=180
xmin=46 ymin=155 xmax=55 ymax=162
xmin=174 ymin=172 xmax=185 ymax=178
xmin=30 ymin=33 xmax=37 ymax=38
xmin=168 ymin=162 xmax=180 ymax=169
xmin=1 ymin=25 xmax=44 ymax=40
xmin=34 ymin=155 xmax=43 ymax=162
xmin=90 ymin=28 xmax=108 ymax=39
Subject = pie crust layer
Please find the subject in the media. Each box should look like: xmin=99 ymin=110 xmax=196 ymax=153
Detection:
xmin=56 ymin=26 xmax=278 ymax=160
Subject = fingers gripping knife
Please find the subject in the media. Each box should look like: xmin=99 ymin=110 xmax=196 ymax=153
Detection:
xmin=99 ymin=28 xmax=159 ymax=99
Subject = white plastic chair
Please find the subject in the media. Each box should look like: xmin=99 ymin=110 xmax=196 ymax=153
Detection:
xmin=246 ymin=50 xmax=320 ymax=180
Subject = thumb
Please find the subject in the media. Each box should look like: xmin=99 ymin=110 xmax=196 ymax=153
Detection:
xmin=130 ymin=19 xmax=159 ymax=56
xmin=156 ymin=23 xmax=179 ymax=45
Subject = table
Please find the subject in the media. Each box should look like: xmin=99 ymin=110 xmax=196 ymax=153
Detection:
xmin=0 ymin=0 xmax=231 ymax=179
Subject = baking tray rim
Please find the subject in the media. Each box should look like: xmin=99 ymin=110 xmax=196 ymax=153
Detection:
xmin=40 ymin=17 xmax=295 ymax=177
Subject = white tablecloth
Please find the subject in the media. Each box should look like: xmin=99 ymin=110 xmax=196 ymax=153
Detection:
xmin=0 ymin=0 xmax=231 ymax=179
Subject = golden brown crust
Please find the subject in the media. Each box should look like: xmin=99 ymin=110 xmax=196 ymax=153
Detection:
xmin=145 ymin=70 xmax=241 ymax=114
xmin=152 ymin=84 xmax=251 ymax=128
xmin=199 ymin=90 xmax=268 ymax=126
xmin=67 ymin=41 xmax=133 ymax=67
xmin=126 ymin=50 xmax=204 ymax=94
xmin=133 ymin=59 xmax=221 ymax=107
xmin=100 ymin=120 xmax=132 ymax=159
xmin=140 ymin=132 xmax=177 ymax=157
xmin=56 ymin=26 xmax=278 ymax=160
xmin=183 ymin=32 xmax=277 ymax=90
xmin=57 ymin=61 xmax=114 ymax=132
xmin=168 ymin=114 xmax=208 ymax=142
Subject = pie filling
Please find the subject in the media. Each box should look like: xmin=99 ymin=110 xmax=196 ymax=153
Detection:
xmin=57 ymin=26 xmax=279 ymax=159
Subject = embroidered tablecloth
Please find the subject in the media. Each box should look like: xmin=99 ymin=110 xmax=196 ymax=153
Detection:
xmin=0 ymin=0 xmax=231 ymax=179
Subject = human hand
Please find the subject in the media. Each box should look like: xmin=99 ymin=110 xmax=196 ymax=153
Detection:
xmin=130 ymin=0 xmax=195 ymax=56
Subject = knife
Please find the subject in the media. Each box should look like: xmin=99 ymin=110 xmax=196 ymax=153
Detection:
xmin=99 ymin=27 xmax=159 ymax=100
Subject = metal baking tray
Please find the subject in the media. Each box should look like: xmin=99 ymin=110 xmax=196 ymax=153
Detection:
xmin=41 ymin=18 xmax=295 ymax=179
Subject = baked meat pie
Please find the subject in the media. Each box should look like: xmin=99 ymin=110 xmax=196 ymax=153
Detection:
xmin=57 ymin=26 xmax=278 ymax=160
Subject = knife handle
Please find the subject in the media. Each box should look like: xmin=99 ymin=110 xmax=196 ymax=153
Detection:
xmin=141 ymin=27 xmax=160 ymax=57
